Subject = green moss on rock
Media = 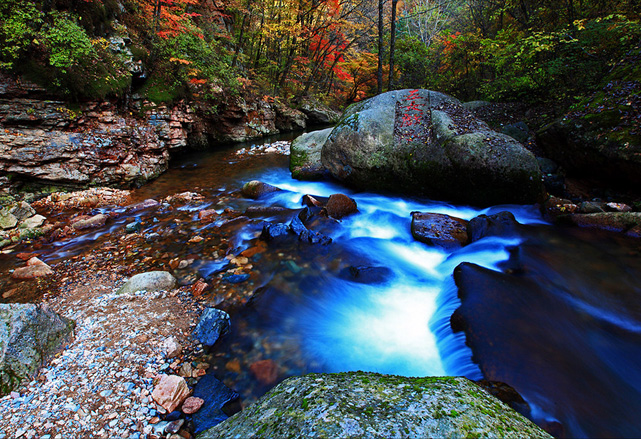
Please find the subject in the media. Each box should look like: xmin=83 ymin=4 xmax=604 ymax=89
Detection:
xmin=197 ymin=372 xmax=552 ymax=439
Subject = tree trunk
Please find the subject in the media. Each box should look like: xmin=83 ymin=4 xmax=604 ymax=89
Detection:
xmin=388 ymin=0 xmax=398 ymax=90
xmin=377 ymin=0 xmax=384 ymax=94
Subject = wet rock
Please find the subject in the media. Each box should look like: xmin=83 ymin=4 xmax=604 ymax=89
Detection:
xmin=193 ymin=308 xmax=230 ymax=347
xmin=324 ymin=194 xmax=358 ymax=219
xmin=32 ymin=188 xmax=131 ymax=210
xmin=71 ymin=214 xmax=109 ymax=230
xmin=161 ymin=337 xmax=182 ymax=359
xmin=0 ymin=209 xmax=18 ymax=229
xmin=11 ymin=258 xmax=53 ymax=280
xmin=9 ymin=201 xmax=36 ymax=221
xmin=198 ymin=209 xmax=218 ymax=221
xmin=125 ymin=221 xmax=142 ymax=233
xmin=152 ymin=375 xmax=191 ymax=413
xmin=578 ymin=201 xmax=606 ymax=214
xmin=289 ymin=128 xmax=332 ymax=180
xmin=302 ymin=194 xmax=326 ymax=208
xmin=222 ymin=273 xmax=250 ymax=284
xmin=126 ymin=198 xmax=160 ymax=212
xmin=467 ymin=211 xmax=522 ymax=242
xmin=475 ymin=380 xmax=530 ymax=416
xmin=192 ymin=374 xmax=239 ymax=434
xmin=241 ymin=181 xmax=281 ymax=199
xmin=165 ymin=419 xmax=184 ymax=434
xmin=561 ymin=212 xmax=641 ymax=234
xmin=338 ymin=265 xmax=394 ymax=285
xmin=182 ymin=396 xmax=205 ymax=415
xmin=197 ymin=372 xmax=551 ymax=439
xmin=411 ymin=212 xmax=468 ymax=250
xmin=605 ymin=202 xmax=632 ymax=212
xmin=260 ymin=222 xmax=289 ymax=241
xmin=191 ymin=279 xmax=209 ymax=297
xmin=117 ymin=271 xmax=177 ymax=294
xmin=19 ymin=214 xmax=46 ymax=229
xmin=0 ymin=303 xmax=74 ymax=394
xmin=543 ymin=196 xmax=579 ymax=219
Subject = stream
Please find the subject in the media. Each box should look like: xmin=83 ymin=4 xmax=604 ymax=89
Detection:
xmin=4 ymin=134 xmax=641 ymax=438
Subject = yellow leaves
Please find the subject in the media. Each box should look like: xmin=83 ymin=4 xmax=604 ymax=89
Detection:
xmin=574 ymin=19 xmax=587 ymax=31
xmin=169 ymin=57 xmax=191 ymax=65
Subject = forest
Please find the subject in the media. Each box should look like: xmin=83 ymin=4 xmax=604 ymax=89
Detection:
xmin=1 ymin=0 xmax=639 ymax=113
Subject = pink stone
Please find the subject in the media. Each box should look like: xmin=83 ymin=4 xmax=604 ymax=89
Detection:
xmin=181 ymin=396 xmax=205 ymax=414
xmin=151 ymin=375 xmax=191 ymax=413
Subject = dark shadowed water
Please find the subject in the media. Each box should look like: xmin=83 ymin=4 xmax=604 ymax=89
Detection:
xmin=4 ymin=135 xmax=641 ymax=438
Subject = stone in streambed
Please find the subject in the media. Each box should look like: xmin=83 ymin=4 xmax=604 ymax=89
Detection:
xmin=249 ymin=359 xmax=278 ymax=386
xmin=324 ymin=194 xmax=358 ymax=219
xmin=0 ymin=209 xmax=18 ymax=230
xmin=9 ymin=202 xmax=36 ymax=222
xmin=338 ymin=265 xmax=393 ymax=285
xmin=193 ymin=308 xmax=230 ymax=347
xmin=161 ymin=337 xmax=182 ymax=359
xmin=182 ymin=396 xmax=205 ymax=415
xmin=117 ymin=271 xmax=177 ymax=295
xmin=0 ymin=303 xmax=74 ymax=395
xmin=19 ymin=214 xmax=46 ymax=229
xmin=11 ymin=257 xmax=53 ymax=280
xmin=241 ymin=181 xmax=281 ymax=199
xmin=467 ymin=211 xmax=522 ymax=242
xmin=152 ymin=375 xmax=191 ymax=413
xmin=196 ymin=372 xmax=552 ymax=439
xmin=192 ymin=374 xmax=239 ymax=434
xmin=260 ymin=222 xmax=289 ymax=241
xmin=71 ymin=214 xmax=108 ymax=230
xmin=411 ymin=212 xmax=468 ymax=250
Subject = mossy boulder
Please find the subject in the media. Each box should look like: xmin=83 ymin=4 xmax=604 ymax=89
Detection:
xmin=197 ymin=372 xmax=552 ymax=439
xmin=537 ymin=115 xmax=641 ymax=188
xmin=289 ymin=128 xmax=333 ymax=180
xmin=0 ymin=304 xmax=74 ymax=395
xmin=320 ymin=90 xmax=543 ymax=206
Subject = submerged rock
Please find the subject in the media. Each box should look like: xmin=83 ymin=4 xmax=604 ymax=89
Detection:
xmin=289 ymin=128 xmax=332 ymax=180
xmin=411 ymin=212 xmax=468 ymax=250
xmin=117 ymin=271 xmax=177 ymax=295
xmin=193 ymin=308 xmax=230 ymax=347
xmin=197 ymin=372 xmax=551 ymax=439
xmin=192 ymin=374 xmax=239 ymax=434
xmin=11 ymin=257 xmax=53 ymax=280
xmin=0 ymin=303 xmax=74 ymax=394
xmin=241 ymin=181 xmax=281 ymax=199
xmin=319 ymin=89 xmax=543 ymax=206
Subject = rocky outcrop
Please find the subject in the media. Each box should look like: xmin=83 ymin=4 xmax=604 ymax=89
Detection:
xmin=1 ymin=303 xmax=75 ymax=394
xmin=289 ymin=128 xmax=332 ymax=180
xmin=317 ymin=89 xmax=543 ymax=206
xmin=197 ymin=372 xmax=551 ymax=439
xmin=0 ymin=73 xmax=333 ymax=188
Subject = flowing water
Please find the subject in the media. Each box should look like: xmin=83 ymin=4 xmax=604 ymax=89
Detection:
xmin=4 ymin=135 xmax=641 ymax=438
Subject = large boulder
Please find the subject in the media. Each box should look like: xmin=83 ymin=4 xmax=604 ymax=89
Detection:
xmin=0 ymin=303 xmax=74 ymax=394
xmin=197 ymin=372 xmax=550 ymax=439
xmin=289 ymin=128 xmax=332 ymax=180
xmin=319 ymin=90 xmax=543 ymax=206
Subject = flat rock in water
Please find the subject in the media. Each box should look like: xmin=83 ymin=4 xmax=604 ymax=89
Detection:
xmin=192 ymin=308 xmax=230 ymax=347
xmin=11 ymin=258 xmax=53 ymax=280
xmin=117 ymin=271 xmax=177 ymax=295
xmin=411 ymin=212 xmax=468 ymax=250
xmin=71 ymin=214 xmax=108 ymax=230
xmin=192 ymin=374 xmax=239 ymax=434
xmin=561 ymin=212 xmax=641 ymax=234
xmin=241 ymin=181 xmax=281 ymax=199
xmin=182 ymin=396 xmax=205 ymax=415
xmin=196 ymin=372 xmax=551 ymax=439
xmin=0 ymin=303 xmax=74 ymax=394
